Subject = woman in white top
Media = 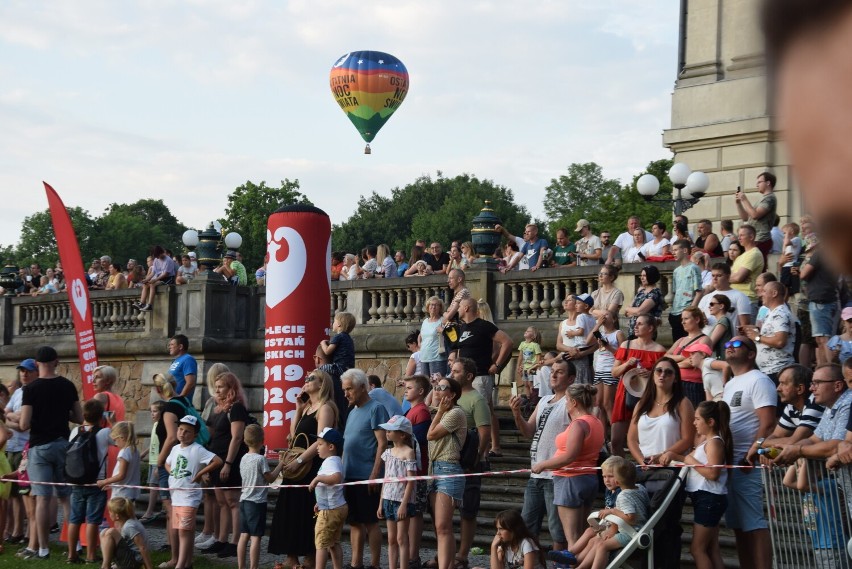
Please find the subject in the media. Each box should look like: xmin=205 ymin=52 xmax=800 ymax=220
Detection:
xmin=590 ymin=311 xmax=626 ymax=427
xmin=501 ymin=241 xmax=523 ymax=273
xmin=627 ymin=357 xmax=695 ymax=466
xmin=556 ymin=295 xmax=596 ymax=384
xmin=622 ymin=229 xmax=648 ymax=264
xmin=642 ymin=221 xmax=671 ymax=258
xmin=419 ymin=296 xmax=448 ymax=376
xmin=374 ymin=243 xmax=398 ymax=278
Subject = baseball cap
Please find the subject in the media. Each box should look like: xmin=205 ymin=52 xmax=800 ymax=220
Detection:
xmin=35 ymin=346 xmax=58 ymax=363
xmin=179 ymin=415 xmax=200 ymax=430
xmin=576 ymin=293 xmax=594 ymax=307
xmin=317 ymin=427 xmax=344 ymax=448
xmin=683 ymin=343 xmax=713 ymax=356
xmin=843 ymin=306 xmax=852 ymax=321
xmin=187 ymin=252 xmax=197 ymax=258
xmin=224 ymin=251 xmax=237 ymax=259
xmin=378 ymin=415 xmax=413 ymax=435
xmin=574 ymin=219 xmax=590 ymax=232
xmin=16 ymin=358 xmax=37 ymax=371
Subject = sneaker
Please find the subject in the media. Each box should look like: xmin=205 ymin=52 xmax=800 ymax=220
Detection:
xmin=17 ymin=548 xmax=37 ymax=558
xmin=194 ymin=532 xmax=213 ymax=546
xmin=132 ymin=302 xmax=143 ymax=310
xmin=215 ymin=543 xmax=237 ymax=558
xmin=22 ymin=549 xmax=49 ymax=560
xmin=547 ymin=551 xmax=577 ymax=566
xmin=50 ymin=523 xmax=60 ymax=534
xmin=139 ymin=304 xmax=152 ymax=312
xmin=197 ymin=535 xmax=218 ymax=550
xmin=201 ymin=540 xmax=226 ymax=554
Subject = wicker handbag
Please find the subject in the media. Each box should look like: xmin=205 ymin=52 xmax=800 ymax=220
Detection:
xmin=279 ymin=432 xmax=312 ymax=481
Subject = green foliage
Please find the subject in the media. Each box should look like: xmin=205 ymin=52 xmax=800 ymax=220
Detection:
xmin=332 ymin=172 xmax=540 ymax=255
xmin=220 ymin=179 xmax=312 ymax=272
xmin=94 ymin=199 xmax=187 ymax=267
xmin=14 ymin=207 xmax=98 ymax=270
xmin=546 ymin=159 xmax=674 ymax=238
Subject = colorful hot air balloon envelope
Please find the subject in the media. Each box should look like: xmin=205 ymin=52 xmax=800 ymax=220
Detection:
xmin=330 ymin=50 xmax=409 ymax=153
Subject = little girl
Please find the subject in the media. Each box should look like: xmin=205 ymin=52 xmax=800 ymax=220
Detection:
xmin=488 ymin=509 xmax=546 ymax=569
xmin=100 ymin=497 xmax=154 ymax=569
xmin=670 ymin=401 xmax=732 ymax=569
xmin=98 ymin=421 xmax=141 ymax=501
xmin=516 ymin=327 xmax=543 ymax=402
xmin=590 ymin=311 xmax=625 ymax=425
xmin=376 ymin=415 xmax=418 ymax=569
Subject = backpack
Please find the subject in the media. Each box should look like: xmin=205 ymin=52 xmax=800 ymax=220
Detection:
xmin=456 ymin=427 xmax=480 ymax=471
xmin=171 ymin=397 xmax=211 ymax=446
xmin=65 ymin=426 xmax=107 ymax=485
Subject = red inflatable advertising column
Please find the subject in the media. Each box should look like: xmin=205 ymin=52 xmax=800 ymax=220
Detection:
xmin=263 ymin=205 xmax=331 ymax=456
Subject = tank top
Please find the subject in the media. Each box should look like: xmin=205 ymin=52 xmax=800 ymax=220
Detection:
xmin=674 ymin=335 xmax=707 ymax=383
xmin=637 ymin=412 xmax=681 ymax=457
xmin=553 ymin=415 xmax=604 ymax=478
xmin=685 ymin=436 xmax=728 ymax=494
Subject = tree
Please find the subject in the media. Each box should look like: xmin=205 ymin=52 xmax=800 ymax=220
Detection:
xmin=545 ymin=160 xmax=673 ymax=239
xmin=15 ymin=207 xmax=98 ymax=270
xmin=220 ymin=179 xmax=312 ymax=272
xmin=332 ymin=172 xmax=540 ymax=256
xmin=94 ymin=199 xmax=187 ymax=266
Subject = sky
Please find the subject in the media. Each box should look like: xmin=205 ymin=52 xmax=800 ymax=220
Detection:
xmin=0 ymin=1 xmax=679 ymax=249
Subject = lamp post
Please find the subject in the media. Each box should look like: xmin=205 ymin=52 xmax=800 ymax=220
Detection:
xmin=636 ymin=162 xmax=710 ymax=217
xmin=181 ymin=223 xmax=242 ymax=278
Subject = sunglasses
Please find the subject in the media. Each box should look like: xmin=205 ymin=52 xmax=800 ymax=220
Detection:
xmin=304 ymin=375 xmax=319 ymax=383
xmin=654 ymin=368 xmax=676 ymax=376
xmin=724 ymin=340 xmax=745 ymax=349
xmin=435 ymin=384 xmax=451 ymax=392
xmin=708 ymin=302 xmax=720 ymax=307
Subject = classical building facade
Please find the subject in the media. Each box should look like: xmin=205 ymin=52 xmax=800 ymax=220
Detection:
xmin=663 ymin=0 xmax=801 ymax=226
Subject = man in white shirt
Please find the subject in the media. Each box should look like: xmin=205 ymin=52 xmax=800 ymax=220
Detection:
xmin=606 ymin=216 xmax=653 ymax=265
xmin=698 ymin=262 xmax=752 ymax=329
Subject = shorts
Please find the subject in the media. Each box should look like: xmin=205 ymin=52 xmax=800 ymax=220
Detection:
xmin=345 ymin=482 xmax=381 ymax=525
xmin=614 ymin=532 xmax=633 ymax=547
xmin=210 ymin=459 xmax=244 ymax=488
xmin=28 ymin=438 xmax=72 ymax=497
xmin=472 ymin=375 xmax=495 ymax=406
xmin=239 ymin=500 xmax=268 ymax=536
xmin=70 ymin=486 xmax=108 ymax=525
xmin=157 ymin=465 xmax=171 ymax=501
xmin=809 ymin=302 xmax=838 ymax=337
xmin=430 ymin=461 xmax=464 ymax=504
xmin=690 ymin=490 xmax=728 ymax=527
xmin=460 ymin=473 xmax=482 ymax=520
xmin=798 ymin=305 xmax=815 ymax=346
xmin=157 ymin=276 xmax=176 ymax=286
xmin=553 ymin=474 xmax=597 ymax=508
xmin=725 ymin=468 xmax=767 ymax=531
xmin=315 ymin=505 xmax=348 ymax=549
xmin=147 ymin=465 xmax=158 ymax=485
xmin=597 ymin=371 xmax=618 ymax=387
xmin=171 ymin=505 xmax=197 ymax=531
xmin=382 ymin=499 xmax=415 ymax=521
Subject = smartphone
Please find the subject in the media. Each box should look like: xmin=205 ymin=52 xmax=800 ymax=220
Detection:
xmin=637 ymin=252 xmax=646 ymax=260
xmin=736 ymin=185 xmax=742 ymax=194
xmin=299 ymin=392 xmax=309 ymax=403
xmin=511 ymin=382 xmax=518 ymax=397
xmin=593 ymin=330 xmax=603 ymax=340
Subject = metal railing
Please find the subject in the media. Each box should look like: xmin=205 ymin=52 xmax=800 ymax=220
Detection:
xmin=763 ymin=459 xmax=852 ymax=569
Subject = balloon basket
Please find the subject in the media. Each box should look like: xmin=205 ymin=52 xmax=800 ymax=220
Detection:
xmin=364 ymin=144 xmax=371 ymax=155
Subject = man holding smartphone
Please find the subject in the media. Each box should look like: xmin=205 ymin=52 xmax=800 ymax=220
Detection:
xmin=735 ymin=173 xmax=777 ymax=270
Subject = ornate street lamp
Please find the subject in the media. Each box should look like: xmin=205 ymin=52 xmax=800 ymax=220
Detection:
xmin=470 ymin=200 xmax=503 ymax=265
xmin=182 ymin=223 xmax=242 ymax=277
xmin=636 ymin=162 xmax=710 ymax=216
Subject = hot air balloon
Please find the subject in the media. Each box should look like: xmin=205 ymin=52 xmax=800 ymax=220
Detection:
xmin=329 ymin=50 xmax=409 ymax=154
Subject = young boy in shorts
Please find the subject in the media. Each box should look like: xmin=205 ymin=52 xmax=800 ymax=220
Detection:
xmin=238 ymin=424 xmax=286 ymax=569
xmin=308 ymin=427 xmax=348 ymax=569
xmin=165 ymin=415 xmax=222 ymax=569
xmin=67 ymin=399 xmax=112 ymax=563
xmin=403 ymin=375 xmax=431 ymax=568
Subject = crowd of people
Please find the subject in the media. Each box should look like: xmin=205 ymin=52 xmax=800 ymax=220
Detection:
xmin=0 ymin=171 xmax=851 ymax=569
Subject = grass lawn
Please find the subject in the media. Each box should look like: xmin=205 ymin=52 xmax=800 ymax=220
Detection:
xmin=2 ymin=543 xmax=231 ymax=569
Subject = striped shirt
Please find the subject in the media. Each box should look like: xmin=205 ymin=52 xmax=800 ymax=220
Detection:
xmin=777 ymin=394 xmax=824 ymax=433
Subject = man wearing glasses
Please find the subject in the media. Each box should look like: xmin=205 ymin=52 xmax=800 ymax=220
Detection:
xmin=423 ymin=242 xmax=450 ymax=274
xmin=771 ymin=364 xmax=849 ymax=465
xmin=698 ymin=262 xmax=752 ymax=329
xmin=721 ymin=336 xmax=776 ymax=569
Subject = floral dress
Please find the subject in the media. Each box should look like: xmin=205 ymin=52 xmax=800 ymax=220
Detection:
xmin=628 ymin=287 xmax=663 ymax=336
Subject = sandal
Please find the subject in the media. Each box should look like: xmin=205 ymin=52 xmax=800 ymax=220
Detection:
xmin=487 ymin=450 xmax=503 ymax=458
xmin=423 ymin=558 xmax=439 ymax=569
xmin=454 ymin=558 xmax=469 ymax=569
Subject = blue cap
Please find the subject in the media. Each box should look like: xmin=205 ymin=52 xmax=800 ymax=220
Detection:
xmin=17 ymin=358 xmax=36 ymax=371
xmin=317 ymin=427 xmax=344 ymax=448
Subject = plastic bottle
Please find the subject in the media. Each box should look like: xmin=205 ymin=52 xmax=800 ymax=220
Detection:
xmin=757 ymin=447 xmax=781 ymax=459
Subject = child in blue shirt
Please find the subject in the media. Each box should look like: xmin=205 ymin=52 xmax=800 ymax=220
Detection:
xmin=321 ymin=312 xmax=356 ymax=375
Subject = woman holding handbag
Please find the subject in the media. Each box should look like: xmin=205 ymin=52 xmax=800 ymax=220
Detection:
xmin=269 ymin=370 xmax=339 ymax=568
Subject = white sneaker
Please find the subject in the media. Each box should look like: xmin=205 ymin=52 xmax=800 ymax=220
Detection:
xmin=198 ymin=535 xmax=218 ymax=549
xmin=195 ymin=533 xmax=213 ymax=546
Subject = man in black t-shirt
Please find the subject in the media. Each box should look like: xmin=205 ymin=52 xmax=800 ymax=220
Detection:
xmin=455 ymin=297 xmax=513 ymax=456
xmin=801 ymin=248 xmax=840 ymax=366
xmin=423 ymin=241 xmax=450 ymax=274
xmin=19 ymin=345 xmax=83 ymax=560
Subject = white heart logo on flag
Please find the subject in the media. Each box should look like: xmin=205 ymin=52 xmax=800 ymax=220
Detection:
xmin=71 ymin=278 xmax=88 ymax=321
xmin=265 ymin=226 xmax=307 ymax=308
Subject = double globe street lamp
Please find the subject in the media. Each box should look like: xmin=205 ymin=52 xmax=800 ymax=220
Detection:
xmin=182 ymin=223 xmax=242 ymax=278
xmin=636 ymin=162 xmax=710 ymax=217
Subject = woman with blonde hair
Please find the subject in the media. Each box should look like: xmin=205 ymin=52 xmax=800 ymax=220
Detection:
xmin=461 ymin=242 xmax=479 ymax=264
xmin=202 ymin=371 xmax=250 ymax=558
xmin=269 ymin=370 xmax=339 ymax=566
xmin=195 ymin=362 xmax=231 ymax=548
xmin=375 ymin=243 xmax=398 ymax=278
xmin=420 ymin=296 xmax=448 ymax=376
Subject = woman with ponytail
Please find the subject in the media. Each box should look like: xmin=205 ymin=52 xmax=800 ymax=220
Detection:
xmin=101 ymin=496 xmax=153 ymax=569
xmin=670 ymin=400 xmax=732 ymax=569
